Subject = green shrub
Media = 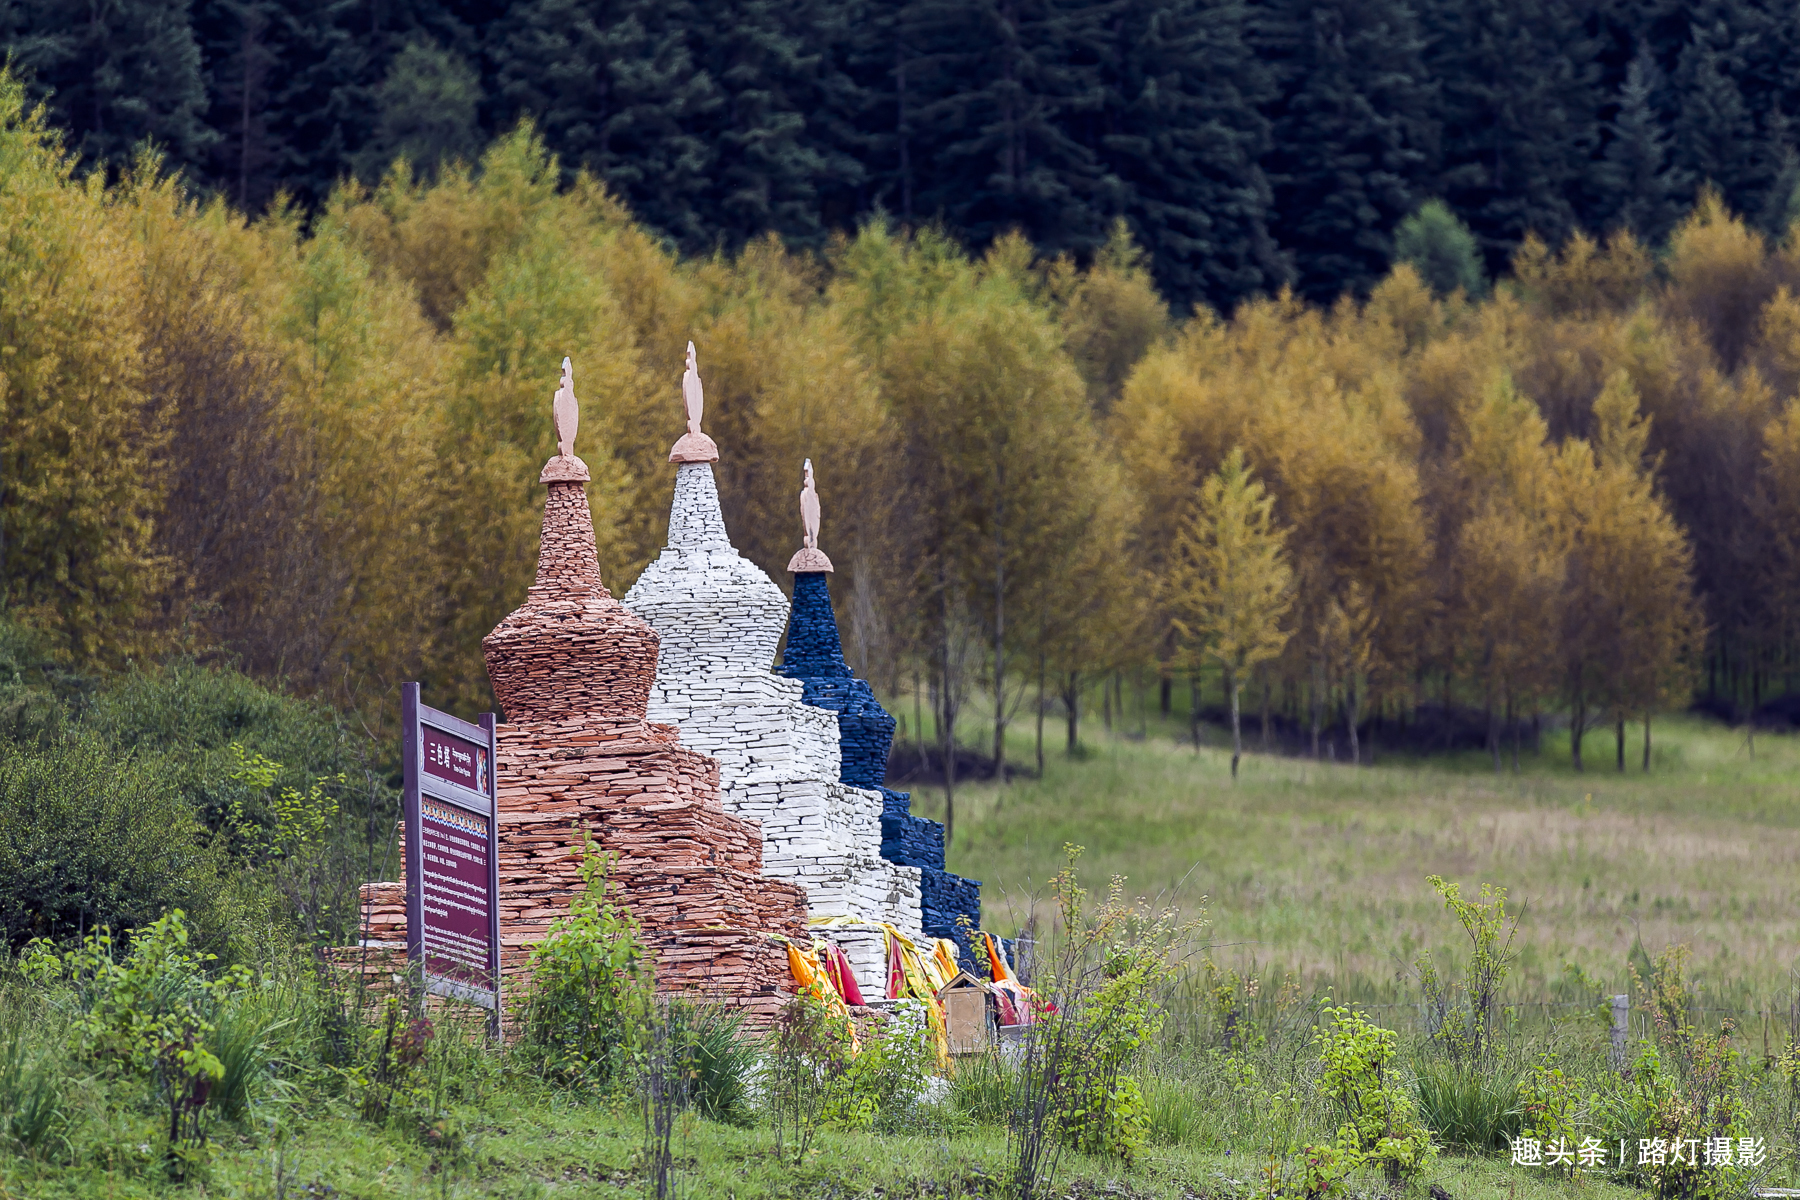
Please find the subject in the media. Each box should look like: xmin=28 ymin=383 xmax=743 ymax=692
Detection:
xmin=25 ymin=910 xmax=253 ymax=1174
xmin=0 ymin=732 xmax=240 ymax=950
xmin=518 ymin=834 xmax=651 ymax=1091
xmin=81 ymin=661 xmax=384 ymax=844
xmin=1518 ymin=1056 xmax=1591 ymax=1174
xmin=835 ymin=998 xmax=939 ymax=1132
xmin=1314 ymin=1005 xmax=1435 ymax=1183
xmin=1601 ymin=1036 xmax=1749 ymax=1200
xmin=765 ymin=984 xmax=854 ymax=1161
xmin=1415 ymin=1060 xmax=1522 ymax=1150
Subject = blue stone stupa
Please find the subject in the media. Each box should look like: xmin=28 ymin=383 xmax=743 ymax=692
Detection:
xmin=777 ymin=459 xmax=981 ymax=965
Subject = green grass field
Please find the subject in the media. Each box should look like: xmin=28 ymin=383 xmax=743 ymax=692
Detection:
xmin=914 ymin=709 xmax=1800 ymax=1010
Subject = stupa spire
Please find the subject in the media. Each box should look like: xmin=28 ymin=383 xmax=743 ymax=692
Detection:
xmin=668 ymin=341 xmax=720 ymax=463
xmin=483 ymin=357 xmax=659 ymax=726
xmin=786 ymin=458 xmax=834 ymax=573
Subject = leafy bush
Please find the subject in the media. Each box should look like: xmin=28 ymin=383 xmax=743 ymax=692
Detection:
xmin=1314 ymin=1005 xmax=1435 ymax=1183
xmin=766 ymin=985 xmax=854 ymax=1161
xmin=835 ymin=999 xmax=940 ymax=1132
xmin=1518 ymin=1056 xmax=1591 ymax=1174
xmin=1008 ymin=845 xmax=1189 ymax=1198
xmin=1417 ymin=875 xmax=1519 ymax=1066
xmin=25 ymin=910 xmax=253 ymax=1174
xmin=0 ymin=732 xmax=242 ymax=951
xmin=1602 ymin=1036 xmax=1749 ymax=1200
xmin=518 ymin=834 xmax=651 ymax=1091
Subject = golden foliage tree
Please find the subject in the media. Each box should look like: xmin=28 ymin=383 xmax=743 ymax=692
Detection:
xmin=1167 ymin=448 xmax=1293 ymax=778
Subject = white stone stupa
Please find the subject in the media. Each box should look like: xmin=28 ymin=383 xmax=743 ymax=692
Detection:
xmin=622 ymin=345 xmax=922 ymax=989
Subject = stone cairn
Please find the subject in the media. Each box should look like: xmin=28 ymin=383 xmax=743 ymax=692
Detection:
xmin=354 ymin=357 xmax=808 ymax=1024
xmin=777 ymin=459 xmax=982 ymax=969
xmin=622 ymin=346 xmax=923 ymax=998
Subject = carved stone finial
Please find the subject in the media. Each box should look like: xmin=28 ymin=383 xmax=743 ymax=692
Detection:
xmin=786 ymin=457 xmax=834 ymax=573
xmin=541 ymin=355 xmax=591 ymax=482
xmin=669 ymin=340 xmax=720 ymax=463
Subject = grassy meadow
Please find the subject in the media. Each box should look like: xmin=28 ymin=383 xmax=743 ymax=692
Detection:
xmin=920 ymin=707 xmax=1800 ymax=1013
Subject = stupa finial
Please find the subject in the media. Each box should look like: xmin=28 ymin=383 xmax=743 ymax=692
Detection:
xmin=669 ymin=340 xmax=720 ymax=463
xmin=540 ymin=354 xmax=590 ymax=483
xmin=786 ymin=457 xmax=834 ymax=572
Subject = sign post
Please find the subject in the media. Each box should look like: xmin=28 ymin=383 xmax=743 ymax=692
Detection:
xmin=402 ymin=682 xmax=501 ymax=1036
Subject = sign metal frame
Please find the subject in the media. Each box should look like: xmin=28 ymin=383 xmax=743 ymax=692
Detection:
xmin=402 ymin=682 xmax=501 ymax=1037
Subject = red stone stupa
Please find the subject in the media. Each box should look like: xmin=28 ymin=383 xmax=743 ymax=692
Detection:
xmin=356 ymin=360 xmax=806 ymax=1022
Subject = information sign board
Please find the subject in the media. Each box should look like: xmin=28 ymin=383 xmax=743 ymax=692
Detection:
xmin=402 ymin=683 xmax=500 ymax=1032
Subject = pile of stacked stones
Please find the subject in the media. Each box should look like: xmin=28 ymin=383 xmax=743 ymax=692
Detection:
xmin=777 ymin=570 xmax=981 ymax=968
xmin=623 ymin=455 xmax=927 ymax=997
xmin=353 ymin=351 xmax=981 ymax=1019
xmin=351 ymin=448 xmax=809 ymax=1024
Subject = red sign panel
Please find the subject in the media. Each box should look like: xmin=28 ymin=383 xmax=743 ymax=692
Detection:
xmin=403 ymin=685 xmax=500 ymax=1026
xmin=419 ymin=799 xmax=494 ymax=987
xmin=423 ymin=724 xmax=489 ymax=795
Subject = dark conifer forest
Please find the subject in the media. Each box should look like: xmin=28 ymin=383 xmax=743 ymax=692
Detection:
xmin=4 ymin=0 xmax=1795 ymax=311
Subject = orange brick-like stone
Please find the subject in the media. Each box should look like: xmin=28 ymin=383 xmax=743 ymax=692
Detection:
xmin=348 ymin=464 xmax=806 ymax=1032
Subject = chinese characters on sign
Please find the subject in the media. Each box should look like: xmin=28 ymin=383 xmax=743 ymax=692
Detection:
xmin=1510 ymin=1137 xmax=1766 ymax=1168
xmin=403 ymin=683 xmax=500 ymax=1032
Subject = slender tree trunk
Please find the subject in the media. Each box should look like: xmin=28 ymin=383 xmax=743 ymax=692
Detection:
xmin=1311 ymin=662 xmax=1324 ymax=758
xmin=1509 ymin=692 xmax=1520 ymax=774
xmin=1160 ymin=674 xmax=1171 ymax=716
xmin=1102 ymin=677 xmax=1112 ymax=730
xmin=939 ymin=581 xmax=956 ymax=847
xmin=1035 ymin=657 xmax=1045 ymax=777
xmin=1642 ymin=711 xmax=1651 ymax=771
xmin=1260 ymin=671 xmax=1271 ymax=749
xmin=896 ymin=35 xmax=911 ymax=222
xmin=1615 ymin=717 xmax=1625 ymax=772
xmin=992 ymin=483 xmax=1006 ymax=783
xmin=913 ymin=671 xmax=924 ymax=770
xmin=1571 ymin=698 xmax=1586 ymax=772
xmin=1190 ymin=675 xmax=1201 ymax=753
xmin=1064 ymin=671 xmax=1079 ymax=753
xmin=1227 ymin=664 xmax=1242 ymax=780
xmin=1488 ymin=700 xmax=1501 ymax=773
xmin=1346 ymin=681 xmax=1361 ymax=765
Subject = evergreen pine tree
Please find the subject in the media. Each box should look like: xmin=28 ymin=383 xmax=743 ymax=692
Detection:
xmin=0 ymin=0 xmax=216 ymax=176
xmin=1080 ymin=0 xmax=1286 ymax=311
xmin=1262 ymin=0 xmax=1436 ymax=303
xmin=898 ymin=0 xmax=1108 ymax=256
xmin=1670 ymin=17 xmax=1757 ymax=201
xmin=1422 ymin=0 xmax=1606 ymax=267
xmin=688 ymin=0 xmax=861 ymax=250
xmin=493 ymin=0 xmax=720 ymax=248
xmin=1599 ymin=43 xmax=1688 ymax=243
xmin=1756 ymin=105 xmax=1800 ymax=239
xmin=191 ymin=0 xmax=378 ymax=212
xmin=352 ymin=39 xmax=484 ymax=182
xmin=1393 ymin=198 xmax=1484 ymax=295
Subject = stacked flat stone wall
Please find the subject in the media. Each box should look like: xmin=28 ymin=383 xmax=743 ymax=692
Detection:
xmin=622 ymin=463 xmax=922 ymax=998
xmin=778 ymin=571 xmax=981 ymax=966
xmin=350 ymin=460 xmax=808 ymax=1025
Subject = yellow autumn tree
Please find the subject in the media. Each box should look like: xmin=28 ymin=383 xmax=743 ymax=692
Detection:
xmin=1167 ymin=448 xmax=1293 ymax=778
xmin=0 ymin=80 xmax=168 ymax=666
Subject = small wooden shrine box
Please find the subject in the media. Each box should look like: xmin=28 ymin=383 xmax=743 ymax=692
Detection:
xmin=936 ymin=970 xmax=993 ymax=1054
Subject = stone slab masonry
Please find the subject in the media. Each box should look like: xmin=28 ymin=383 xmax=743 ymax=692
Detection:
xmin=620 ymin=364 xmax=921 ymax=1000
xmin=778 ymin=569 xmax=982 ymax=968
xmin=351 ymin=367 xmax=808 ymax=1025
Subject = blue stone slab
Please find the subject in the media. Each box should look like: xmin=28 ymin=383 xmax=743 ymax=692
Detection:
xmin=778 ymin=571 xmax=980 ymax=952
